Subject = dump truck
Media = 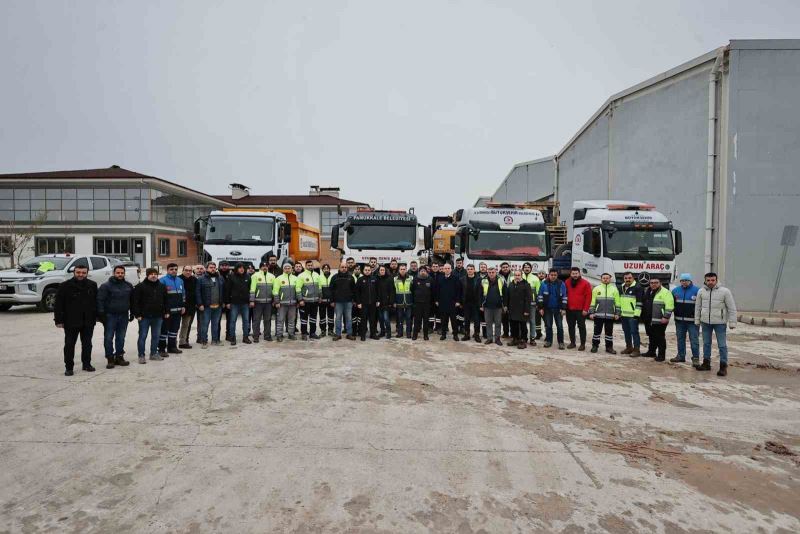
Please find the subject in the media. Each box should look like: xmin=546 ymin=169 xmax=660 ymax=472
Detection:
xmin=330 ymin=208 xmax=430 ymax=266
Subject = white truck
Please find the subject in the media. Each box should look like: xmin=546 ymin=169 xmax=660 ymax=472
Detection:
xmin=194 ymin=209 xmax=313 ymax=269
xmin=330 ymin=209 xmax=431 ymax=266
xmin=0 ymin=254 xmax=140 ymax=312
xmin=451 ymin=207 xmax=550 ymax=271
xmin=567 ymin=200 xmax=683 ymax=287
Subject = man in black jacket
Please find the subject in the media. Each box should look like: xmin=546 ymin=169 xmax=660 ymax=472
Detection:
xmin=178 ymin=265 xmax=197 ymax=349
xmin=435 ymin=263 xmax=462 ymax=341
xmin=54 ymin=262 xmax=97 ymax=376
xmin=355 ymin=265 xmax=379 ymax=340
xmin=411 ymin=266 xmax=433 ymax=340
xmin=461 ymin=264 xmax=482 ymax=342
xmin=329 ymin=261 xmax=356 ymax=340
xmin=132 ymin=268 xmax=170 ymax=363
xmin=224 ymin=263 xmax=252 ymax=345
xmin=96 ymin=265 xmax=134 ymax=369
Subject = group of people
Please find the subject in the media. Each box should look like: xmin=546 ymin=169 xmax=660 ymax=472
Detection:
xmin=53 ymin=256 xmax=737 ymax=377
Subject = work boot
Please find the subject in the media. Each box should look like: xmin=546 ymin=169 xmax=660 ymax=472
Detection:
xmin=669 ymin=356 xmax=686 ymax=363
xmin=168 ymin=347 xmax=183 ymax=354
xmin=475 ymin=335 xmax=482 ymax=343
xmin=535 ymin=332 xmax=542 ymax=340
xmin=360 ymin=336 xmax=366 ymax=341
xmin=558 ymin=343 xmax=565 ymax=350
xmin=138 ymin=356 xmax=146 ymax=364
xmin=243 ymin=337 xmax=252 ymax=344
xmin=230 ymin=338 xmax=237 ymax=346
xmin=346 ymin=335 xmax=356 ymax=340
xmin=310 ymin=333 xmax=321 ymax=340
xmin=82 ymin=364 xmax=96 ymax=372
xmin=65 ymin=369 xmax=74 ymax=376
xmin=543 ymin=341 xmax=552 ymax=348
xmin=423 ymin=334 xmax=430 ymax=341
xmin=629 ymin=348 xmax=641 ymax=358
xmin=530 ymin=339 xmax=536 ymax=347
xmin=642 ymin=351 xmax=656 ymax=358
xmin=412 ymin=333 xmax=418 ymax=340
xmin=333 ymin=335 xmax=342 ymax=341
xmin=695 ymin=359 xmax=711 ymax=371
xmin=159 ymin=349 xmax=169 ymax=358
xmin=253 ymin=335 xmax=260 ymax=343
xmin=494 ymin=338 xmax=502 ymax=346
xmin=590 ymin=345 xmax=599 ymax=353
xmin=288 ymin=335 xmax=297 ymax=341
xmin=654 ymin=355 xmax=666 ymax=362
xmin=578 ymin=343 xmax=586 ymax=351
xmin=606 ymin=347 xmax=617 ymax=355
xmin=518 ymin=342 xmax=527 ymax=349
xmin=106 ymin=357 xmax=115 ymax=369
xmin=276 ymin=336 xmax=283 ymax=343
xmin=484 ymin=338 xmax=493 ymax=345
xmin=507 ymin=338 xmax=518 ymax=346
xmin=621 ymin=345 xmax=633 ymax=355
xmin=302 ymin=334 xmax=308 ymax=341
xmin=179 ymin=343 xmax=192 ymax=349
xmin=264 ymin=335 xmax=272 ymax=342
xmin=567 ymin=342 xmax=576 ymax=349
xmin=462 ymin=334 xmax=471 ymax=341
xmin=150 ymin=354 xmax=163 ymax=361
xmin=691 ymin=357 xmax=699 ymax=366
xmin=440 ymin=334 xmax=447 ymax=341
xmin=717 ymin=363 xmax=727 ymax=377
xmin=452 ymin=335 xmax=459 ymax=342
xmin=114 ymin=355 xmax=130 ymax=366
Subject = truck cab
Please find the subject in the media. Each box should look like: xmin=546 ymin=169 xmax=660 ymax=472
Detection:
xmin=330 ymin=209 xmax=430 ymax=266
xmin=569 ymin=200 xmax=682 ymax=287
xmin=452 ymin=207 xmax=549 ymax=272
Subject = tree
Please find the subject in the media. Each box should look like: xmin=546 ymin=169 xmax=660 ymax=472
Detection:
xmin=0 ymin=213 xmax=48 ymax=268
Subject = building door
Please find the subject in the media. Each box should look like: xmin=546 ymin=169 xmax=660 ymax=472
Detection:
xmin=133 ymin=238 xmax=145 ymax=267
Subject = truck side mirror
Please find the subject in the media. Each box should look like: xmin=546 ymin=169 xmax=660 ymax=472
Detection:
xmin=193 ymin=217 xmax=207 ymax=241
xmin=674 ymin=230 xmax=683 ymax=256
xmin=423 ymin=227 xmax=432 ymax=250
xmin=283 ymin=222 xmax=292 ymax=243
xmin=330 ymin=225 xmax=340 ymax=249
xmin=590 ymin=229 xmax=601 ymax=257
xmin=449 ymin=236 xmax=456 ymax=251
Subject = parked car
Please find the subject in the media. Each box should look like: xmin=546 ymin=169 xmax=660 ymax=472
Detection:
xmin=0 ymin=254 xmax=140 ymax=312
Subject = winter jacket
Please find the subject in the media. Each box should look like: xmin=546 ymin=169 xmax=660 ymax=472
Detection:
xmin=224 ymin=272 xmax=251 ymax=305
xmin=644 ymin=286 xmax=674 ymax=325
xmin=523 ymin=273 xmax=541 ymax=306
xmin=566 ymin=277 xmax=592 ymax=312
xmin=159 ymin=274 xmax=185 ymax=313
xmin=694 ymin=285 xmax=737 ymax=327
xmin=672 ymin=283 xmax=700 ymax=322
xmin=537 ymin=279 xmax=567 ymax=310
xmin=356 ymin=274 xmax=379 ymax=306
xmin=435 ymin=274 xmax=463 ymax=313
xmin=54 ymin=277 xmax=98 ymax=328
xmin=250 ymin=271 xmax=276 ymax=304
xmin=481 ymin=277 xmax=506 ymax=309
xmin=329 ymin=272 xmax=356 ymax=303
xmin=506 ymin=280 xmax=533 ymax=322
xmin=131 ymin=279 xmax=169 ymax=318
xmin=461 ymin=275 xmax=483 ymax=306
xmin=296 ymin=269 xmax=323 ymax=303
xmin=96 ymin=276 xmax=133 ymax=316
xmin=411 ymin=276 xmax=434 ymax=307
xmin=453 ymin=267 xmax=467 ymax=281
xmin=377 ymin=274 xmax=395 ymax=309
xmin=620 ymin=282 xmax=642 ymax=318
xmin=179 ymin=274 xmax=197 ymax=312
xmin=589 ymin=282 xmax=621 ymax=319
xmin=196 ymin=272 xmax=225 ymax=308
xmin=273 ymin=273 xmax=299 ymax=305
xmin=394 ymin=274 xmax=414 ymax=307
xmin=319 ymin=272 xmax=332 ymax=302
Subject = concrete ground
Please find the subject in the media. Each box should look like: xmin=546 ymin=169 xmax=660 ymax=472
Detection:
xmin=1 ymin=307 xmax=799 ymax=534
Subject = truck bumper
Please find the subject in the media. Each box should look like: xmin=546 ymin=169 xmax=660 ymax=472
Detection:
xmin=0 ymin=284 xmax=42 ymax=305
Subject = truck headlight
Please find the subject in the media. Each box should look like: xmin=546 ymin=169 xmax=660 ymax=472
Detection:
xmin=28 ymin=283 xmax=37 ymax=291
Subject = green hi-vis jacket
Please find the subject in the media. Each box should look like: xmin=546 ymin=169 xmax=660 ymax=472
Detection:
xmin=648 ymin=286 xmax=675 ymax=325
xmin=249 ymin=271 xmax=276 ymax=303
xmin=589 ymin=282 xmax=621 ymax=319
xmin=272 ymin=273 xmax=299 ymax=305
xmin=523 ymin=273 xmax=540 ymax=306
xmin=620 ymin=282 xmax=642 ymax=318
xmin=295 ymin=270 xmax=323 ymax=303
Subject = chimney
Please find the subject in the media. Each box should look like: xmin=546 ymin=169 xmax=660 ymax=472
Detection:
xmin=309 ymin=185 xmax=320 ymax=196
xmin=229 ymin=183 xmax=250 ymax=200
xmin=319 ymin=186 xmax=340 ymax=198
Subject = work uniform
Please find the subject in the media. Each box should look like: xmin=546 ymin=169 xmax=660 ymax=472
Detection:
xmin=481 ymin=277 xmax=506 ymax=341
xmin=644 ymin=286 xmax=675 ymax=360
xmin=672 ymin=283 xmax=700 ymax=361
xmin=589 ymin=282 xmax=621 ymax=350
xmin=250 ymin=270 xmax=275 ymax=341
xmin=498 ymin=271 xmax=512 ymax=337
xmin=411 ymin=275 xmax=434 ymax=338
xmin=430 ymin=270 xmax=443 ymax=332
xmin=178 ymin=274 xmax=197 ymax=346
xmin=158 ymin=273 xmax=185 ymax=353
xmin=273 ymin=273 xmax=298 ymax=339
xmin=394 ymin=274 xmax=414 ymax=338
xmin=296 ymin=269 xmax=323 ymax=338
xmin=318 ymin=272 xmax=334 ymax=335
xmin=620 ymin=281 xmax=642 ymax=352
xmin=524 ymin=273 xmax=541 ymax=343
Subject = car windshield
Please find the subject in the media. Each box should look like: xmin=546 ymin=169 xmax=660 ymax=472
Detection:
xmin=468 ymin=231 xmax=547 ymax=260
xmin=206 ymin=216 xmax=275 ymax=245
xmin=604 ymin=229 xmax=674 ymax=259
xmin=19 ymin=256 xmax=72 ymax=272
xmin=347 ymin=224 xmax=417 ymax=250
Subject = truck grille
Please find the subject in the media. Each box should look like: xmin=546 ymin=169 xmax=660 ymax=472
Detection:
xmin=615 ymin=273 xmax=672 ymax=289
xmin=0 ymin=285 xmax=15 ymax=294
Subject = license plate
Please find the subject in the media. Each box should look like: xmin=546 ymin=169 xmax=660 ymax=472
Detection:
xmin=0 ymin=285 xmax=6 ymax=290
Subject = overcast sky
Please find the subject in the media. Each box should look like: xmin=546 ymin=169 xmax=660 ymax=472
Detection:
xmin=1 ymin=0 xmax=797 ymax=221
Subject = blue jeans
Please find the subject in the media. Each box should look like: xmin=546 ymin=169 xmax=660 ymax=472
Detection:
xmin=701 ymin=323 xmax=728 ymax=364
xmin=675 ymin=321 xmax=699 ymax=359
xmin=621 ymin=317 xmax=641 ymax=349
xmin=335 ymin=302 xmax=353 ymax=336
xmin=104 ymin=313 xmax=128 ymax=357
xmin=379 ymin=308 xmax=391 ymax=336
xmin=137 ymin=316 xmax=162 ymax=356
xmin=544 ymin=309 xmax=564 ymax=344
xmin=395 ymin=306 xmax=412 ymax=336
xmin=199 ymin=306 xmax=223 ymax=343
xmin=228 ymin=304 xmax=251 ymax=339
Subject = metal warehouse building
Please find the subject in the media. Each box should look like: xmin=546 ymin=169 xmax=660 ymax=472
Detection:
xmin=491 ymin=39 xmax=800 ymax=312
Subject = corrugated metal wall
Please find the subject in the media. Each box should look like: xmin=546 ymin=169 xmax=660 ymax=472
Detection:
xmin=491 ymin=158 xmax=554 ymax=203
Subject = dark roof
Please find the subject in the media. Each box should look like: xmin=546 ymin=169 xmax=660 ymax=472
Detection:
xmin=213 ymin=194 xmax=368 ymax=207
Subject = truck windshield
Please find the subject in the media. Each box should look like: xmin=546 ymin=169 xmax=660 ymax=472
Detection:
xmin=19 ymin=257 xmax=72 ymax=272
xmin=347 ymin=224 xmax=417 ymax=250
xmin=206 ymin=216 xmax=275 ymax=245
xmin=603 ymin=229 xmax=674 ymax=260
xmin=468 ymin=231 xmax=547 ymax=260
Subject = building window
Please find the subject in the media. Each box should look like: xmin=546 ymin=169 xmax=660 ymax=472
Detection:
xmin=35 ymin=237 xmax=75 ymax=255
xmin=0 ymin=236 xmax=11 ymax=255
xmin=94 ymin=238 xmax=130 ymax=256
xmin=320 ymin=208 xmax=348 ymax=236
xmin=177 ymin=239 xmax=188 ymax=257
xmin=159 ymin=238 xmax=170 ymax=257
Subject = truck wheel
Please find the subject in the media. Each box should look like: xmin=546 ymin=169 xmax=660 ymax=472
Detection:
xmin=38 ymin=287 xmax=58 ymax=312
xmin=0 ymin=304 xmax=11 ymax=311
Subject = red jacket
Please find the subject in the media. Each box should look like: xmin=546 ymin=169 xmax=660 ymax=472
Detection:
xmin=566 ymin=277 xmax=592 ymax=311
